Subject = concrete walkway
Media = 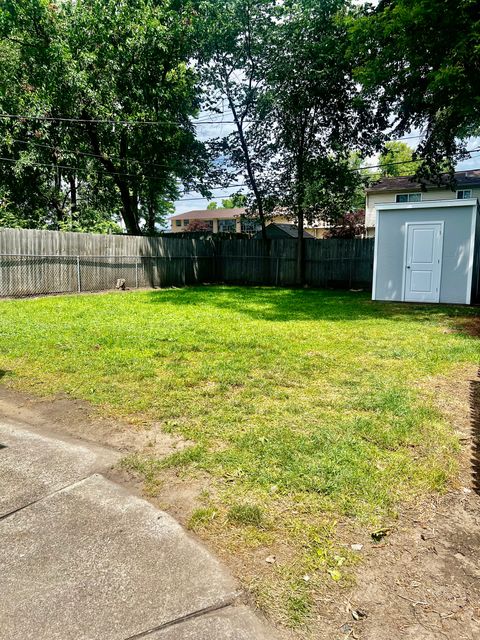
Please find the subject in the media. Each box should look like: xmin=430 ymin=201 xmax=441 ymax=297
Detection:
xmin=0 ymin=420 xmax=275 ymax=640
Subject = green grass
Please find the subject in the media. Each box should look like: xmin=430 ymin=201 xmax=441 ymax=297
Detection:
xmin=0 ymin=286 xmax=478 ymax=627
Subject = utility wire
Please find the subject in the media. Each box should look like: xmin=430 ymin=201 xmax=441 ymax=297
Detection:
xmin=5 ymin=138 xmax=471 ymax=180
xmin=0 ymin=156 xmax=248 ymax=193
xmin=0 ymin=113 xmax=250 ymax=126
xmin=348 ymin=149 xmax=480 ymax=172
xmin=0 ymin=113 xmax=425 ymax=137
xmin=1 ymin=147 xmax=478 ymax=203
xmin=10 ymin=138 xmax=172 ymax=170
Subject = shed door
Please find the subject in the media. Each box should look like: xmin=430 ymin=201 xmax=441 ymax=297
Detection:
xmin=404 ymin=222 xmax=443 ymax=302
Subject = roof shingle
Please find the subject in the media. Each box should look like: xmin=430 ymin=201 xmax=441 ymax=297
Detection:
xmin=366 ymin=169 xmax=480 ymax=193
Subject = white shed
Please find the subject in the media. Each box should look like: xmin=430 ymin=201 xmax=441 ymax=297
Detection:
xmin=372 ymin=199 xmax=480 ymax=304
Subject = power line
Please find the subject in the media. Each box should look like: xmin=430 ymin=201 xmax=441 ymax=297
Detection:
xmin=348 ymin=149 xmax=480 ymax=172
xmin=0 ymin=156 xmax=178 ymax=183
xmin=0 ymin=155 xmax=248 ymax=193
xmin=1 ymin=145 xmax=478 ymax=203
xmin=9 ymin=138 xmax=248 ymax=190
xmin=10 ymin=138 xmax=172 ymax=170
xmin=10 ymin=135 xmax=428 ymax=177
xmin=0 ymin=113 xmax=246 ymax=126
xmin=176 ymin=151 xmax=480 ymax=202
xmin=0 ymin=113 xmax=425 ymax=134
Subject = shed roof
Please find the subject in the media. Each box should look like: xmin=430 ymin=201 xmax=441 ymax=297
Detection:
xmin=366 ymin=169 xmax=480 ymax=193
xmin=256 ymin=223 xmax=315 ymax=239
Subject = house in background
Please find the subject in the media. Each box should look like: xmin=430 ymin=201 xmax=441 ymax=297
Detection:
xmin=169 ymin=208 xmax=331 ymax=238
xmin=365 ymin=169 xmax=480 ymax=237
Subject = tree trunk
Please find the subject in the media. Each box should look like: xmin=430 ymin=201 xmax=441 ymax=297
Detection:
xmin=146 ymin=198 xmax=156 ymax=235
xmin=118 ymin=180 xmax=142 ymax=235
xmin=296 ymin=210 xmax=306 ymax=286
xmin=69 ymin=174 xmax=77 ymax=218
xmin=82 ymin=113 xmax=142 ymax=235
xmin=225 ymin=82 xmax=268 ymax=242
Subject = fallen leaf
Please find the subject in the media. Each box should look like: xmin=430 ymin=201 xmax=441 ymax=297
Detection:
xmin=328 ymin=568 xmax=342 ymax=582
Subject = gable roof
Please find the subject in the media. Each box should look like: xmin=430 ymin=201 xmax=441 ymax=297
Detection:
xmin=169 ymin=208 xmax=246 ymax=221
xmin=257 ymin=223 xmax=315 ymax=239
xmin=366 ymin=169 xmax=480 ymax=193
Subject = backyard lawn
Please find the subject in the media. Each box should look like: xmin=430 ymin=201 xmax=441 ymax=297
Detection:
xmin=0 ymin=286 xmax=478 ymax=627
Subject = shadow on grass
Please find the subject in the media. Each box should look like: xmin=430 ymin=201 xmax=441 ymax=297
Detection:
xmin=144 ymin=286 xmax=480 ymax=326
xmin=471 ymin=373 xmax=480 ymax=495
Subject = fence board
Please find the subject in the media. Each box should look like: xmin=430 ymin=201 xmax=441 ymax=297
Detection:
xmin=0 ymin=228 xmax=374 ymax=297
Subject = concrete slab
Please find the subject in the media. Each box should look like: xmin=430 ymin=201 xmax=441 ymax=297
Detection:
xmin=0 ymin=474 xmax=239 ymax=640
xmin=0 ymin=421 xmax=118 ymax=516
xmin=147 ymin=605 xmax=274 ymax=640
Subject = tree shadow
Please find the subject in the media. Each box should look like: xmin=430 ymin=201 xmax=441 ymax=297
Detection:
xmin=471 ymin=373 xmax=480 ymax=494
xmin=143 ymin=285 xmax=480 ymax=326
xmin=0 ymin=370 xmax=9 ymax=380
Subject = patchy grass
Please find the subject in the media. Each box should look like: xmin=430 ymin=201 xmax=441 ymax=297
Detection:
xmin=228 ymin=503 xmax=264 ymax=527
xmin=0 ymin=286 xmax=478 ymax=629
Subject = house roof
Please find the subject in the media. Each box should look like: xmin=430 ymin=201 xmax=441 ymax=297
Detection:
xmin=366 ymin=169 xmax=480 ymax=193
xmin=169 ymin=208 xmax=246 ymax=221
xmin=261 ymin=223 xmax=315 ymax=239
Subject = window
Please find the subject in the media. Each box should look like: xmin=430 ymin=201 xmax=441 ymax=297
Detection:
xmin=218 ymin=219 xmax=236 ymax=233
xmin=175 ymin=220 xmax=181 ymax=227
xmin=457 ymin=189 xmax=472 ymax=199
xmin=395 ymin=193 xmax=422 ymax=203
xmin=241 ymin=218 xmax=260 ymax=234
xmin=183 ymin=219 xmax=189 ymax=226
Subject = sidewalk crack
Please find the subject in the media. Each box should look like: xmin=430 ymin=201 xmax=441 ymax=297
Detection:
xmin=0 ymin=474 xmax=94 ymax=522
xmin=122 ymin=596 xmax=241 ymax=640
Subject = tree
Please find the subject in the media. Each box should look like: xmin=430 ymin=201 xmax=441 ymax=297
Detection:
xmin=206 ymin=193 xmax=247 ymax=209
xmin=184 ymin=219 xmax=212 ymax=232
xmin=378 ymin=141 xmax=419 ymax=177
xmin=325 ymin=209 xmax=365 ymax=239
xmin=353 ymin=0 xmax=480 ymax=183
xmin=250 ymin=0 xmax=383 ymax=283
xmin=197 ymin=0 xmax=277 ymax=240
xmin=220 ymin=193 xmax=247 ymax=209
xmin=0 ymin=0 xmax=212 ymax=234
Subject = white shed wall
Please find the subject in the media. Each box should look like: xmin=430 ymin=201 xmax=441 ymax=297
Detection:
xmin=373 ymin=201 xmax=477 ymax=304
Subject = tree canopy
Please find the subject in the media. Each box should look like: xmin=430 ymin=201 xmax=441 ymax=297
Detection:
xmin=353 ymin=0 xmax=480 ymax=182
xmin=0 ymin=0 xmax=211 ymax=233
xmin=378 ymin=141 xmax=419 ymax=177
xmin=0 ymin=0 xmax=478 ymax=238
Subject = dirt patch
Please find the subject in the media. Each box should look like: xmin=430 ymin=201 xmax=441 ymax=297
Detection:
xmin=0 ymin=386 xmax=189 ymax=458
xmin=308 ymin=364 xmax=480 ymax=640
xmin=0 ymin=384 xmax=209 ymax=531
xmin=313 ymin=491 xmax=480 ymax=640
xmin=455 ymin=315 xmax=480 ymax=339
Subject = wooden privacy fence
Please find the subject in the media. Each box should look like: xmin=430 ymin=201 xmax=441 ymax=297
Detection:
xmin=0 ymin=228 xmax=374 ymax=297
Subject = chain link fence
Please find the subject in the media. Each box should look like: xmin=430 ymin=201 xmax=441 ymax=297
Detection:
xmin=0 ymin=254 xmax=215 ymax=298
xmin=0 ymin=239 xmax=374 ymax=298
